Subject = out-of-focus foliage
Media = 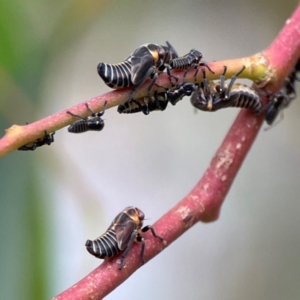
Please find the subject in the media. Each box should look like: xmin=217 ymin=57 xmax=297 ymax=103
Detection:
xmin=0 ymin=1 xmax=108 ymax=299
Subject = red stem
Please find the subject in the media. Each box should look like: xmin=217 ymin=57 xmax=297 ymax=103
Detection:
xmin=263 ymin=4 xmax=300 ymax=91
xmin=52 ymin=3 xmax=300 ymax=299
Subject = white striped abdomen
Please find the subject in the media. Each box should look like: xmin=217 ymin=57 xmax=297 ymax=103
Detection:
xmin=85 ymin=229 xmax=119 ymax=258
xmin=97 ymin=60 xmax=132 ymax=89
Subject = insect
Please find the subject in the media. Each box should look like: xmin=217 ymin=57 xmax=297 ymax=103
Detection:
xmin=168 ymin=49 xmax=214 ymax=81
xmin=170 ymin=49 xmax=204 ymax=70
xmin=167 ymin=82 xmax=196 ymax=106
xmin=117 ymin=91 xmax=169 ymax=115
xmin=67 ymin=102 xmax=106 ymax=133
xmin=191 ymin=65 xmax=262 ymax=113
xmin=286 ymin=57 xmax=300 ymax=98
xmin=18 ymin=131 xmax=55 ymax=151
xmin=264 ymin=92 xmax=290 ymax=125
xmin=85 ymin=206 xmax=164 ymax=270
xmin=98 ymin=42 xmax=178 ymax=103
xmin=262 ymin=58 xmax=300 ymax=125
xmin=118 ymin=82 xmax=196 ymax=115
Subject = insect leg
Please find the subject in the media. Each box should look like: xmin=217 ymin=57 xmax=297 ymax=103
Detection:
xmin=85 ymin=103 xmax=96 ymax=115
xmin=182 ymin=64 xmax=196 ymax=81
xmin=226 ymin=65 xmax=246 ymax=98
xmin=85 ymin=101 xmax=107 ymax=117
xmin=198 ymin=62 xmax=214 ymax=74
xmin=166 ymin=65 xmax=179 ymax=85
xmin=218 ymin=66 xmax=227 ymax=95
xmin=201 ymin=69 xmax=210 ymax=96
xmin=66 ymin=111 xmax=85 ymax=119
xmin=97 ymin=100 xmax=107 ymax=117
xmin=118 ymin=231 xmax=137 ymax=270
xmin=136 ymin=234 xmax=146 ymax=265
xmin=141 ymin=225 xmax=164 ymax=242
xmin=147 ymin=73 xmax=159 ymax=98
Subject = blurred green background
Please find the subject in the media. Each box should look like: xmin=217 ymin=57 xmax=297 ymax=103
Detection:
xmin=1 ymin=1 xmax=299 ymax=299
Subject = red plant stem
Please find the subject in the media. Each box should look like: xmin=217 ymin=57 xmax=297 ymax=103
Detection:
xmin=53 ymin=109 xmax=264 ymax=300
xmin=52 ymin=4 xmax=300 ymax=299
xmin=0 ymin=55 xmax=267 ymax=157
xmin=263 ymin=4 xmax=300 ymax=92
xmin=1 ymin=6 xmax=300 ymax=158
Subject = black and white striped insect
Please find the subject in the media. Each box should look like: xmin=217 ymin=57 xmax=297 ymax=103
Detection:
xmin=169 ymin=49 xmax=214 ymax=80
xmin=170 ymin=49 xmax=203 ymax=70
xmin=191 ymin=65 xmax=262 ymax=113
xmin=85 ymin=206 xmax=164 ymax=270
xmin=118 ymin=82 xmax=196 ymax=115
xmin=117 ymin=91 xmax=169 ymax=115
xmin=98 ymin=42 xmax=178 ymax=101
xmin=18 ymin=131 xmax=55 ymax=151
xmin=67 ymin=102 xmax=106 ymax=133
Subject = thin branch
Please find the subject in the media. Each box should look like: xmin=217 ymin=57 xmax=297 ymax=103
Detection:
xmin=2 ymin=7 xmax=300 ymax=158
xmin=0 ymin=56 xmax=266 ymax=158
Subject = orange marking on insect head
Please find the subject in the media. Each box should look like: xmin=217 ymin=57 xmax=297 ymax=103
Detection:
xmin=149 ymin=50 xmax=159 ymax=62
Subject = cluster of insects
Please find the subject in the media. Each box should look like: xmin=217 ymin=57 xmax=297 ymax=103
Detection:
xmin=16 ymin=42 xmax=299 ymax=272
xmin=190 ymin=60 xmax=299 ymax=126
xmin=190 ymin=65 xmax=263 ymax=114
xmin=19 ymin=43 xmax=298 ymax=154
xmin=97 ymin=42 xmax=212 ymax=114
xmin=85 ymin=206 xmax=164 ymax=270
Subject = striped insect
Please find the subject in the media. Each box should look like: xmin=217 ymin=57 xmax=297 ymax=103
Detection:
xmin=118 ymin=82 xmax=196 ymax=115
xmin=168 ymin=49 xmax=214 ymax=80
xmin=85 ymin=207 xmax=164 ymax=270
xmin=191 ymin=65 xmax=262 ymax=113
xmin=67 ymin=102 xmax=106 ymax=133
xmin=98 ymin=42 xmax=178 ymax=103
xmin=18 ymin=130 xmax=55 ymax=151
xmin=170 ymin=49 xmax=204 ymax=70
xmin=118 ymin=91 xmax=169 ymax=115
xmin=263 ymin=58 xmax=300 ymax=125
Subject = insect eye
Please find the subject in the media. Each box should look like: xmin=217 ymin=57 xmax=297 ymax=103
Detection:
xmin=157 ymin=47 xmax=166 ymax=59
xmin=137 ymin=210 xmax=145 ymax=221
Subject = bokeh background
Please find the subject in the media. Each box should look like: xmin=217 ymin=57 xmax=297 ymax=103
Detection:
xmin=1 ymin=0 xmax=300 ymax=299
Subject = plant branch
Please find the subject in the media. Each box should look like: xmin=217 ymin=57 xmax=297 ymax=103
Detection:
xmin=1 ymin=6 xmax=300 ymax=158
xmin=263 ymin=5 xmax=300 ymax=92
xmin=0 ymin=55 xmax=266 ymax=158
xmin=51 ymin=3 xmax=300 ymax=299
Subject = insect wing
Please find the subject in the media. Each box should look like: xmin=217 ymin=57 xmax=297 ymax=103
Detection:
xmin=131 ymin=50 xmax=155 ymax=86
xmin=114 ymin=217 xmax=136 ymax=251
xmin=165 ymin=41 xmax=178 ymax=59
